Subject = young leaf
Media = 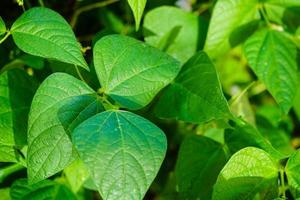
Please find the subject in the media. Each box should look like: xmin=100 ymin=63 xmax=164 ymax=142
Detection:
xmin=10 ymin=179 xmax=76 ymax=200
xmin=143 ymin=6 xmax=199 ymax=63
xmin=27 ymin=73 xmax=103 ymax=184
xmin=0 ymin=16 xmax=6 ymax=36
xmin=72 ymin=110 xmax=167 ymax=200
xmin=11 ymin=7 xmax=89 ymax=70
xmin=0 ymin=69 xmax=37 ymax=162
xmin=175 ymin=135 xmax=227 ymax=200
xmin=244 ymin=29 xmax=298 ymax=114
xmin=93 ymin=34 xmax=180 ymax=110
xmin=127 ymin=0 xmax=147 ymax=30
xmin=286 ymin=149 xmax=300 ymax=198
xmin=213 ymin=147 xmax=279 ymax=200
xmin=204 ymin=0 xmax=259 ymax=58
xmin=155 ymin=51 xmax=231 ymax=124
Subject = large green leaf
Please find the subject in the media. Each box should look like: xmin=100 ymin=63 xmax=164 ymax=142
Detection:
xmin=11 ymin=7 xmax=88 ymax=70
xmin=143 ymin=6 xmax=199 ymax=63
xmin=0 ymin=16 xmax=6 ymax=36
xmin=225 ymin=119 xmax=284 ymax=159
xmin=93 ymin=34 xmax=180 ymax=110
xmin=10 ymin=179 xmax=76 ymax=200
xmin=0 ymin=69 xmax=37 ymax=162
xmin=27 ymin=73 xmax=103 ymax=183
xmin=286 ymin=149 xmax=300 ymax=198
xmin=73 ymin=110 xmax=167 ymax=200
xmin=204 ymin=0 xmax=259 ymax=58
xmin=155 ymin=51 xmax=231 ymax=124
xmin=213 ymin=147 xmax=279 ymax=200
xmin=127 ymin=0 xmax=147 ymax=30
xmin=244 ymin=29 xmax=298 ymax=114
xmin=175 ymin=135 xmax=227 ymax=200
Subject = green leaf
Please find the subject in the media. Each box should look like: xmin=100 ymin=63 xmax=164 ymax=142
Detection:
xmin=0 ymin=69 xmax=37 ymax=162
xmin=27 ymin=73 xmax=103 ymax=183
xmin=0 ymin=188 xmax=10 ymax=200
xmin=175 ymin=135 xmax=227 ymax=200
xmin=143 ymin=6 xmax=199 ymax=63
xmin=155 ymin=51 xmax=231 ymax=124
xmin=0 ymin=16 xmax=6 ymax=36
xmin=93 ymin=34 xmax=180 ymax=110
xmin=10 ymin=179 xmax=76 ymax=200
xmin=294 ymin=74 xmax=300 ymax=121
xmin=127 ymin=0 xmax=147 ymax=30
xmin=225 ymin=119 xmax=284 ymax=159
xmin=11 ymin=7 xmax=88 ymax=70
xmin=286 ymin=149 xmax=300 ymax=198
xmin=73 ymin=110 xmax=167 ymax=200
xmin=64 ymin=159 xmax=90 ymax=193
xmin=244 ymin=29 xmax=298 ymax=114
xmin=264 ymin=0 xmax=300 ymax=7
xmin=213 ymin=147 xmax=279 ymax=200
xmin=204 ymin=0 xmax=259 ymax=58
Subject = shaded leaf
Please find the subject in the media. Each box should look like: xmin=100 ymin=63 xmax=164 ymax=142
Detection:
xmin=286 ymin=149 xmax=300 ymax=198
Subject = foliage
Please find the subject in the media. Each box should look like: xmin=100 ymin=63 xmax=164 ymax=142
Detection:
xmin=0 ymin=0 xmax=300 ymax=199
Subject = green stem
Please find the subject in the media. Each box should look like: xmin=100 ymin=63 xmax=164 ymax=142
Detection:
xmin=0 ymin=164 xmax=24 ymax=183
xmin=0 ymin=31 xmax=11 ymax=44
xmin=38 ymin=0 xmax=45 ymax=7
xmin=259 ymin=4 xmax=271 ymax=26
xmin=279 ymin=167 xmax=286 ymax=199
xmin=70 ymin=0 xmax=119 ymax=28
xmin=75 ymin=65 xmax=86 ymax=83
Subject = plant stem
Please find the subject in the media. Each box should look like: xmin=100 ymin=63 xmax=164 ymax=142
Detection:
xmin=259 ymin=4 xmax=271 ymax=27
xmin=38 ymin=0 xmax=45 ymax=7
xmin=279 ymin=167 xmax=286 ymax=199
xmin=0 ymin=31 xmax=11 ymax=44
xmin=70 ymin=0 xmax=119 ymax=28
xmin=75 ymin=65 xmax=86 ymax=82
xmin=0 ymin=164 xmax=24 ymax=183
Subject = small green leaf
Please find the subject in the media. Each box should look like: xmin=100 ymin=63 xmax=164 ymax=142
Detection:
xmin=143 ymin=6 xmax=199 ymax=63
xmin=175 ymin=135 xmax=227 ymax=200
xmin=0 ymin=16 xmax=6 ymax=36
xmin=10 ymin=179 xmax=76 ymax=200
xmin=155 ymin=51 xmax=231 ymax=124
xmin=244 ymin=29 xmax=298 ymax=114
xmin=225 ymin=119 xmax=284 ymax=159
xmin=93 ymin=34 xmax=180 ymax=110
xmin=204 ymin=0 xmax=259 ymax=58
xmin=73 ymin=110 xmax=167 ymax=200
xmin=0 ymin=69 xmax=37 ymax=162
xmin=127 ymin=0 xmax=147 ymax=30
xmin=27 ymin=73 xmax=103 ymax=183
xmin=213 ymin=147 xmax=279 ymax=200
xmin=286 ymin=149 xmax=300 ymax=198
xmin=11 ymin=7 xmax=88 ymax=70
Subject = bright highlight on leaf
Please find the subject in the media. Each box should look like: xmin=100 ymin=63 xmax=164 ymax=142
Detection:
xmin=93 ymin=34 xmax=181 ymax=110
xmin=11 ymin=7 xmax=89 ymax=70
xmin=73 ymin=110 xmax=167 ymax=200
xmin=244 ymin=29 xmax=298 ymax=114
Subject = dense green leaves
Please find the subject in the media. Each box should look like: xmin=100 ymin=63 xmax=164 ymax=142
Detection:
xmin=286 ymin=149 xmax=300 ymax=198
xmin=244 ymin=29 xmax=298 ymax=114
xmin=213 ymin=147 xmax=278 ymax=200
xmin=264 ymin=0 xmax=300 ymax=7
xmin=0 ymin=17 xmax=5 ymax=36
xmin=143 ymin=6 xmax=199 ymax=63
xmin=175 ymin=135 xmax=227 ymax=200
xmin=10 ymin=179 xmax=76 ymax=200
xmin=93 ymin=34 xmax=180 ymax=110
xmin=11 ymin=7 xmax=88 ymax=70
xmin=205 ymin=0 xmax=259 ymax=57
xmin=0 ymin=69 xmax=37 ymax=162
xmin=127 ymin=0 xmax=147 ymax=30
xmin=27 ymin=73 xmax=103 ymax=183
xmin=155 ymin=51 xmax=231 ymax=123
xmin=73 ymin=110 xmax=167 ymax=200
